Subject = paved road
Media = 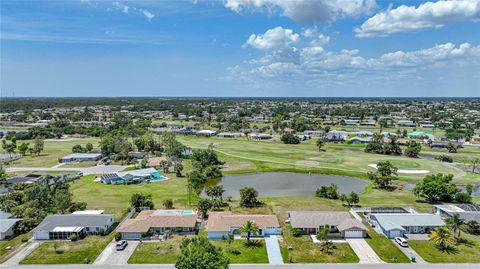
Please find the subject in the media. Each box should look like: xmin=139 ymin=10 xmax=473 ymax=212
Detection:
xmin=391 ymin=240 xmax=426 ymax=264
xmin=6 ymin=165 xmax=130 ymax=175
xmin=264 ymin=235 xmax=283 ymax=265
xmin=94 ymin=241 xmax=139 ymax=265
xmin=345 ymin=239 xmax=384 ymax=264
xmin=2 ymin=263 xmax=480 ymax=269
xmin=2 ymin=241 xmax=41 ymax=266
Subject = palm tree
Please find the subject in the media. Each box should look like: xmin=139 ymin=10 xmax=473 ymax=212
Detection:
xmin=429 ymin=227 xmax=455 ymax=250
xmin=240 ymin=220 xmax=259 ymax=243
xmin=316 ymin=139 xmax=325 ymax=151
xmin=446 ymin=214 xmax=465 ymax=238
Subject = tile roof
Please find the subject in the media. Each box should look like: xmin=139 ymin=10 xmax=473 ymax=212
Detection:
xmin=117 ymin=210 xmax=197 ymax=233
xmin=206 ymin=212 xmax=280 ymax=232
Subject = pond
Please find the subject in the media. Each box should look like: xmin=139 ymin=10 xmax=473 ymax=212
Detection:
xmin=207 ymin=172 xmax=369 ymax=199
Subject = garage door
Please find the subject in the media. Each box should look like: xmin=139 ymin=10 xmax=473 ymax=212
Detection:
xmin=389 ymin=230 xmax=402 ymax=238
xmin=345 ymin=230 xmax=364 ymax=238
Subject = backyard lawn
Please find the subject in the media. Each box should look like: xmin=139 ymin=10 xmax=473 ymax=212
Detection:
xmin=20 ymin=234 xmax=113 ymax=264
xmin=409 ymin=233 xmax=480 ymax=263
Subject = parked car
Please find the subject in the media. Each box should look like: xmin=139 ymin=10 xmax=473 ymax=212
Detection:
xmin=395 ymin=237 xmax=408 ymax=247
xmin=116 ymin=240 xmax=128 ymax=251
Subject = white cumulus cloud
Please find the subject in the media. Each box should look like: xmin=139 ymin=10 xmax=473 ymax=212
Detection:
xmin=244 ymin=26 xmax=300 ymax=50
xmin=225 ymin=0 xmax=377 ymax=24
xmin=355 ymin=0 xmax=480 ymax=37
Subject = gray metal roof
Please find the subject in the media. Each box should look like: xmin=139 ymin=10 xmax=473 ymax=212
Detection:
xmin=61 ymin=153 xmax=102 ymax=159
xmin=0 ymin=218 xmax=22 ymax=233
xmin=35 ymin=214 xmax=114 ymax=232
xmin=371 ymin=214 xmax=444 ymax=231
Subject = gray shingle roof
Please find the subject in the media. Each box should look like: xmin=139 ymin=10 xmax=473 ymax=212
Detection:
xmin=288 ymin=211 xmax=366 ymax=231
xmin=35 ymin=214 xmax=114 ymax=232
xmin=371 ymin=214 xmax=444 ymax=231
xmin=0 ymin=218 xmax=22 ymax=233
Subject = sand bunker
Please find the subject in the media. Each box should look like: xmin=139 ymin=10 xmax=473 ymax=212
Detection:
xmin=368 ymin=164 xmax=430 ymax=174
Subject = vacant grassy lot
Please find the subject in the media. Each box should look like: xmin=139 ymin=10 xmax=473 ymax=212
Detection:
xmin=409 ymin=233 xmax=480 ymax=263
xmin=71 ymin=168 xmax=197 ymax=219
xmin=3 ymin=137 xmax=100 ymax=167
xmin=20 ymin=234 xmax=113 ymax=264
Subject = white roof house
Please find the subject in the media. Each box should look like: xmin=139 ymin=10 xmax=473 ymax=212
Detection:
xmin=72 ymin=210 xmax=105 ymax=215
xmin=60 ymin=153 xmax=102 ymax=163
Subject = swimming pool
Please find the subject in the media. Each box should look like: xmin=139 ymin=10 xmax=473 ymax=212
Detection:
xmin=149 ymin=172 xmax=168 ymax=181
xmin=153 ymin=210 xmax=195 ymax=215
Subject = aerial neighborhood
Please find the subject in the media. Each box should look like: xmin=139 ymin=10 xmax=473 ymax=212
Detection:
xmin=0 ymin=98 xmax=479 ymax=267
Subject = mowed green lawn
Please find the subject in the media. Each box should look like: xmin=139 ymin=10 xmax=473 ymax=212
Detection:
xmin=3 ymin=137 xmax=100 ymax=167
xmin=20 ymin=234 xmax=113 ymax=264
xmin=71 ymin=170 xmax=198 ymax=219
xmin=364 ymin=226 xmax=410 ymax=263
xmin=177 ymin=136 xmax=463 ymax=182
xmin=129 ymin=238 xmax=268 ymax=264
xmin=0 ymin=233 xmax=31 ymax=263
xmin=409 ymin=233 xmax=480 ymax=263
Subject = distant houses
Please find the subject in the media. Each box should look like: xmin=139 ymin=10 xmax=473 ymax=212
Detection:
xmin=434 ymin=204 xmax=480 ymax=223
xmin=60 ymin=153 xmax=102 ymax=163
xmin=206 ymin=212 xmax=281 ymax=240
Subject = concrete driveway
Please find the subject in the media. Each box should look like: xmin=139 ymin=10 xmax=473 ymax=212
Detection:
xmin=94 ymin=240 xmax=139 ymax=265
xmin=346 ymin=239 xmax=384 ymax=264
xmin=6 ymin=165 xmax=130 ymax=175
xmin=391 ymin=239 xmax=426 ymax=264
xmin=265 ymin=235 xmax=283 ymax=265
xmin=3 ymin=240 xmax=42 ymax=265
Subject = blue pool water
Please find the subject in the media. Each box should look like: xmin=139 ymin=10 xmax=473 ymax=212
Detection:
xmin=149 ymin=172 xmax=167 ymax=182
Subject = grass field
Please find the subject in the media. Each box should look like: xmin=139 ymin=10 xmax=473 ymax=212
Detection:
xmin=20 ymin=234 xmax=113 ymax=264
xmin=2 ymin=137 xmax=100 ymax=167
xmin=0 ymin=233 xmax=31 ymax=263
xmin=409 ymin=233 xmax=480 ymax=263
xmin=71 ymin=168 xmax=197 ymax=219
xmin=177 ymin=136 xmax=465 ymax=182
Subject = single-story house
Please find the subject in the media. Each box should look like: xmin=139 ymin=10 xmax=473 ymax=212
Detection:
xmin=348 ymin=136 xmax=372 ymax=144
xmin=101 ymin=168 xmax=166 ymax=184
xmin=343 ymin=119 xmax=359 ymax=126
xmin=117 ymin=209 xmax=198 ymax=240
xmin=434 ymin=204 xmax=480 ymax=223
xmin=6 ymin=173 xmax=43 ymax=186
xmin=288 ymin=211 xmax=367 ymax=238
xmin=398 ymin=120 xmax=416 ymax=127
xmin=369 ymin=213 xmax=444 ymax=238
xmin=408 ymin=131 xmax=434 ymax=140
xmin=60 ymin=153 xmax=102 ymax=163
xmin=206 ymin=212 xmax=281 ymax=240
xmin=33 ymin=213 xmax=115 ymax=240
xmin=217 ymin=132 xmax=244 ymax=138
xmin=429 ymin=141 xmax=462 ymax=149
xmin=0 ymin=211 xmax=22 ymax=240
xmin=325 ymin=131 xmax=349 ymax=141
xmin=248 ymin=133 xmax=273 ymax=140
xmin=196 ymin=130 xmax=217 ymax=136
xmin=303 ymin=130 xmax=325 ymax=137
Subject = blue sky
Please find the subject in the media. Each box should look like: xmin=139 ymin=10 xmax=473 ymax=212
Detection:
xmin=1 ymin=0 xmax=479 ymax=97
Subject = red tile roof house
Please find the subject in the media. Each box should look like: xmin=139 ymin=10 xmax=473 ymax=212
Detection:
xmin=206 ymin=212 xmax=282 ymax=240
xmin=287 ymin=211 xmax=367 ymax=238
xmin=117 ymin=209 xmax=199 ymax=240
